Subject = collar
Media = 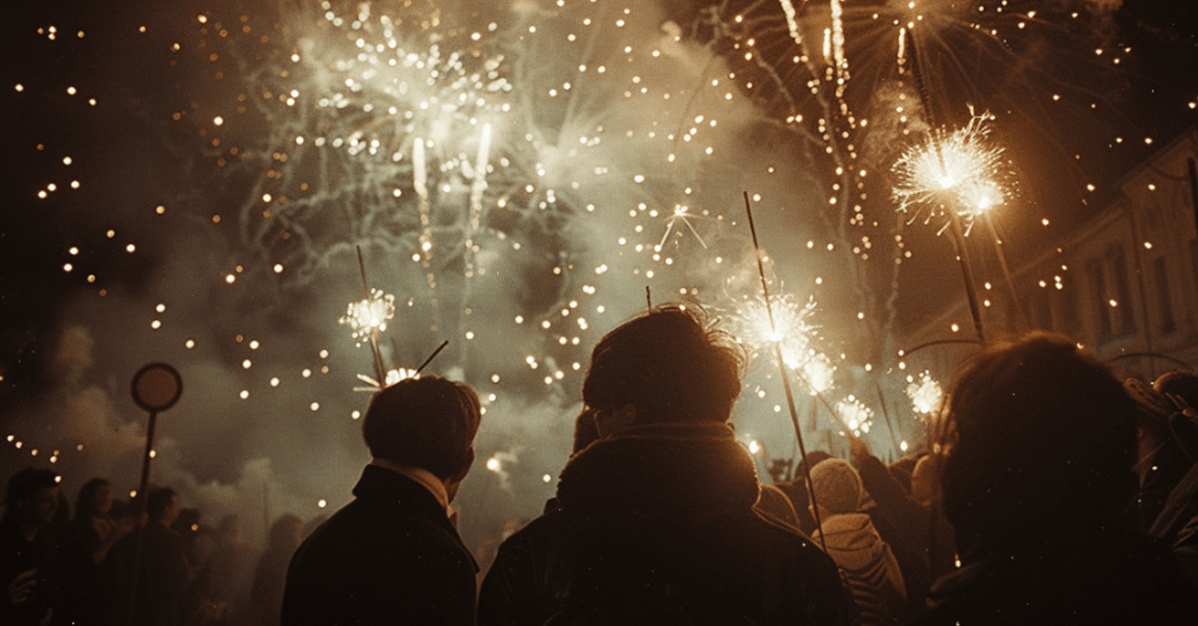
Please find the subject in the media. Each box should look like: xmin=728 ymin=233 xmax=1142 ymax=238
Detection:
xmin=369 ymin=459 xmax=452 ymax=517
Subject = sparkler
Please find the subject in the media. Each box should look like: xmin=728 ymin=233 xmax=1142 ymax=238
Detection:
xmin=895 ymin=31 xmax=994 ymax=342
xmin=735 ymin=294 xmax=818 ymax=371
xmin=905 ymin=370 xmax=944 ymax=416
xmin=743 ymin=192 xmax=826 ymax=552
xmin=891 ymin=110 xmax=1011 ymax=232
xmin=340 ymin=248 xmax=394 ymax=384
xmin=835 ymin=395 xmax=873 ymax=437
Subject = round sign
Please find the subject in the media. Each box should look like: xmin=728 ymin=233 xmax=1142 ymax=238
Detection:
xmin=131 ymin=363 xmax=183 ymax=412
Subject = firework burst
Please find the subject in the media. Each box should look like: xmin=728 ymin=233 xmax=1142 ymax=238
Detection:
xmin=891 ymin=109 xmax=1013 ymax=231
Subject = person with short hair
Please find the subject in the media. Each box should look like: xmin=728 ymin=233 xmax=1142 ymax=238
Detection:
xmin=911 ymin=332 xmax=1194 ymax=625
xmin=108 ymin=486 xmax=190 ymax=626
xmin=282 ymin=375 xmax=483 ymax=626
xmin=479 ymin=304 xmax=852 ymax=625
xmin=1 ymin=467 xmax=61 ymax=625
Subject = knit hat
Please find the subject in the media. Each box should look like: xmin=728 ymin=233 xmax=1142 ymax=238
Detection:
xmin=808 ymin=457 xmax=862 ymax=515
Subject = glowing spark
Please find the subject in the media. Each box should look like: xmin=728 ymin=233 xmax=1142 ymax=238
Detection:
xmin=656 ymin=204 xmax=708 ymax=250
xmin=339 ymin=288 xmax=396 ymax=345
xmin=800 ymin=351 xmax=837 ymax=394
xmin=733 ymin=294 xmax=819 ymax=371
xmin=905 ymin=370 xmax=944 ymax=415
xmin=836 ymin=395 xmax=873 ymax=436
xmin=892 ymin=110 xmax=1011 ymax=230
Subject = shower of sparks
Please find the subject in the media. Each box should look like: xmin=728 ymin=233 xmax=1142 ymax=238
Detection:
xmin=339 ymin=288 xmax=396 ymax=345
xmin=836 ymin=395 xmax=874 ymax=436
xmin=733 ymin=294 xmax=820 ymax=371
xmin=353 ymin=367 xmax=420 ymax=392
xmin=656 ymin=204 xmax=708 ymax=250
xmin=800 ymin=351 xmax=837 ymax=394
xmin=891 ymin=110 xmax=1012 ymax=231
xmin=905 ymin=370 xmax=944 ymax=416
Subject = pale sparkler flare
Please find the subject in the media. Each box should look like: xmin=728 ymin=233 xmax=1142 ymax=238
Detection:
xmin=892 ymin=109 xmax=1011 ymax=234
xmin=836 ymin=395 xmax=874 ymax=436
xmin=339 ymin=288 xmax=396 ymax=345
xmin=905 ymin=370 xmax=944 ymax=416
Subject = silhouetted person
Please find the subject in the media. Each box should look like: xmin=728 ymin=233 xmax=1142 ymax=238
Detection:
xmin=59 ymin=477 xmax=126 ymax=625
xmin=192 ymin=514 xmax=257 ymax=625
xmin=281 ymin=375 xmax=483 ymax=626
xmin=478 ymin=304 xmax=852 ymax=625
xmin=847 ymin=438 xmax=952 ymax=617
xmin=1124 ymin=378 xmax=1192 ymax=534
xmin=250 ymin=514 xmax=301 ymax=626
xmin=1 ymin=467 xmax=61 ymax=625
xmin=911 ymin=333 xmax=1194 ymax=625
xmin=808 ymin=457 xmax=906 ymax=626
xmin=109 ymin=486 xmax=190 ymax=626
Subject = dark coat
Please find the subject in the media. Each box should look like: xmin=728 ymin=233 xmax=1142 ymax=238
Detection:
xmin=107 ymin=522 xmax=190 ymax=626
xmin=906 ymin=531 xmax=1195 ymax=626
xmin=281 ymin=465 xmax=478 ymax=626
xmin=0 ymin=517 xmax=61 ymax=626
xmin=478 ymin=422 xmax=853 ymax=625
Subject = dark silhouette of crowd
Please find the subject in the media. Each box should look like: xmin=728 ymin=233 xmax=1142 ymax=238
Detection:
xmin=2 ymin=475 xmax=304 ymax=626
xmin=7 ymin=305 xmax=1198 ymax=624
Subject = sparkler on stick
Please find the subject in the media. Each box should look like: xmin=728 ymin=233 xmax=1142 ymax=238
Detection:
xmin=339 ymin=247 xmax=395 ymax=384
xmin=893 ymin=32 xmax=1000 ymax=343
xmin=743 ymin=192 xmax=827 ymax=552
xmin=352 ymin=340 xmax=448 ymax=393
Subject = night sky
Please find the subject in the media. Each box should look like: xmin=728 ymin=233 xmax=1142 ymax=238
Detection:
xmin=2 ymin=0 xmax=1196 ymax=553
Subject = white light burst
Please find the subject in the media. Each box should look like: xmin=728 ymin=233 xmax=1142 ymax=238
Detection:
xmin=836 ymin=395 xmax=873 ymax=436
xmin=892 ymin=110 xmax=1011 ymax=230
xmin=340 ymin=288 xmax=396 ymax=344
xmin=734 ymin=294 xmax=820 ymax=371
xmin=905 ymin=370 xmax=944 ymax=415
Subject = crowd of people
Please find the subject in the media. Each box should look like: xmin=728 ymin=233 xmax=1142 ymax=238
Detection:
xmin=7 ymin=302 xmax=1198 ymax=624
xmin=1 ymin=472 xmax=303 ymax=625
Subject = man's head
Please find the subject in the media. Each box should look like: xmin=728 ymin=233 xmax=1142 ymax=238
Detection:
xmin=582 ymin=304 xmax=745 ymax=429
xmin=147 ymin=487 xmax=180 ymax=525
xmin=362 ymin=376 xmax=482 ymax=483
xmin=934 ymin=332 xmax=1136 ymax=547
xmin=4 ymin=467 xmax=59 ymax=525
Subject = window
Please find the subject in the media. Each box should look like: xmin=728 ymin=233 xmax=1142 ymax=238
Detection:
xmin=1153 ymin=256 xmax=1176 ymax=334
xmin=1087 ymin=258 xmax=1112 ymax=339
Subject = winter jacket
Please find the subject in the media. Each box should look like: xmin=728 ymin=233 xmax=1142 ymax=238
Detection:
xmin=907 ymin=531 xmax=1195 ymax=625
xmin=281 ymin=465 xmax=478 ymax=626
xmin=478 ymin=421 xmax=853 ymax=625
xmin=813 ymin=513 xmax=906 ymax=626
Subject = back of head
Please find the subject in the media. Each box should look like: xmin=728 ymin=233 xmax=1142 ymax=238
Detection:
xmin=74 ymin=477 xmax=111 ymax=519
xmin=4 ymin=466 xmax=59 ymax=520
xmin=809 ymin=458 xmax=862 ymax=516
xmin=935 ymin=332 xmax=1136 ymax=546
xmin=147 ymin=486 xmax=178 ymax=522
xmin=362 ymin=376 xmax=481 ymax=480
xmin=582 ymin=304 xmax=745 ymax=424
